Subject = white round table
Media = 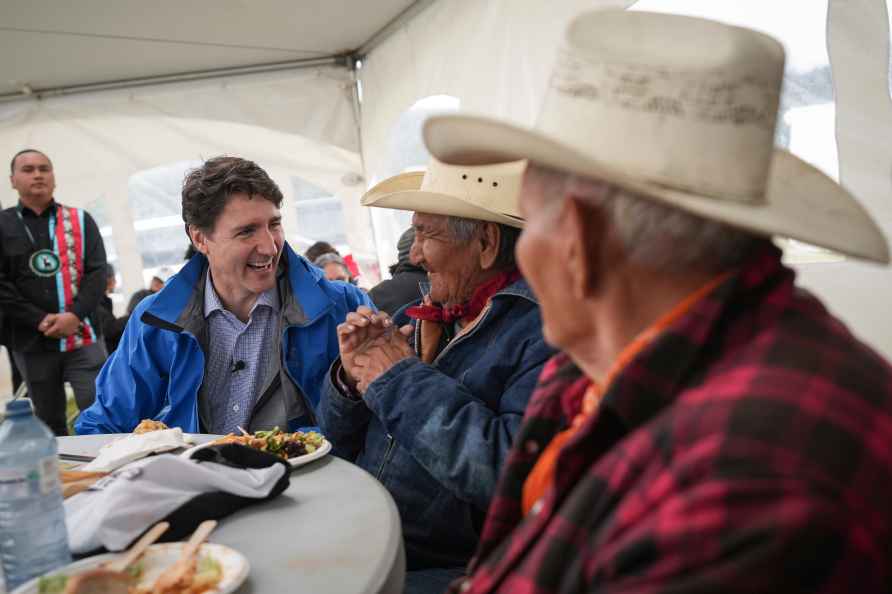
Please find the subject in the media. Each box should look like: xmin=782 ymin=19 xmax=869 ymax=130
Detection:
xmin=56 ymin=434 xmax=405 ymax=594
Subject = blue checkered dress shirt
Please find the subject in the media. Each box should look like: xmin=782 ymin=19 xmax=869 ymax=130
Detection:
xmin=203 ymin=272 xmax=280 ymax=434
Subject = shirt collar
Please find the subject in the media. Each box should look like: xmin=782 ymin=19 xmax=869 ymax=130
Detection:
xmin=18 ymin=199 xmax=57 ymax=218
xmin=203 ymin=270 xmax=279 ymax=319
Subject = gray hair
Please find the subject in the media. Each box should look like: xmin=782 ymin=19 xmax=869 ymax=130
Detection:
xmin=445 ymin=216 xmax=520 ymax=271
xmin=528 ymin=164 xmax=763 ymax=273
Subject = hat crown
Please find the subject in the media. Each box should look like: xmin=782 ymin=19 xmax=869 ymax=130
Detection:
xmin=420 ymin=159 xmax=525 ymax=220
xmin=540 ymin=10 xmax=785 ymax=202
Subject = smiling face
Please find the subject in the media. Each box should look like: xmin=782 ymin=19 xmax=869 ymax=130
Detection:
xmin=410 ymin=212 xmax=490 ymax=306
xmin=10 ymin=151 xmax=55 ymax=211
xmin=190 ymin=193 xmax=284 ymax=313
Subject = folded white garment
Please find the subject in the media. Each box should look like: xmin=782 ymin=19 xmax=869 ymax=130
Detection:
xmin=82 ymin=429 xmax=191 ymax=472
xmin=65 ymin=453 xmax=286 ymax=553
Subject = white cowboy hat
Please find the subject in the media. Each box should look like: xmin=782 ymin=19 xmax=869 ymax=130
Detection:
xmin=361 ymin=158 xmax=525 ymax=228
xmin=423 ymin=10 xmax=889 ymax=264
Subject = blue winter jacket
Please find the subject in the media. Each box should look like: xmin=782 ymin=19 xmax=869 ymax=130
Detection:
xmin=76 ymin=244 xmax=372 ymax=434
xmin=317 ymin=279 xmax=554 ymax=570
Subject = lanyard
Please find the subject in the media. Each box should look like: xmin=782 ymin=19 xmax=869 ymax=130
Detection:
xmin=15 ymin=203 xmax=56 ymax=251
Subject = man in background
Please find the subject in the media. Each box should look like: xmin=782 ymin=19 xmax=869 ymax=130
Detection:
xmin=126 ymin=266 xmax=173 ymax=314
xmin=0 ymin=149 xmax=107 ymax=434
xmin=93 ymin=263 xmax=128 ymax=354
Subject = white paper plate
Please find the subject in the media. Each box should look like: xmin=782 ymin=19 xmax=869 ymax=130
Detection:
xmin=181 ymin=436 xmax=332 ymax=468
xmin=11 ymin=542 xmax=249 ymax=594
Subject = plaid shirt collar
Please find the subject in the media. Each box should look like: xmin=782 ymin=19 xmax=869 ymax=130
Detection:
xmin=597 ymin=243 xmax=789 ymax=435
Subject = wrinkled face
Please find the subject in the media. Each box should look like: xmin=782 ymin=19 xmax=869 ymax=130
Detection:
xmin=10 ymin=151 xmax=55 ymax=207
xmin=192 ymin=193 xmax=284 ymax=305
xmin=411 ymin=212 xmax=484 ymax=306
xmin=323 ymin=261 xmax=351 ymax=282
xmin=515 ymin=169 xmax=578 ymax=349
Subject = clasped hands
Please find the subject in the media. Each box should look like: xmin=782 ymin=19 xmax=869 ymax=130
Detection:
xmin=38 ymin=312 xmax=81 ymax=339
xmin=338 ymin=306 xmax=415 ymax=395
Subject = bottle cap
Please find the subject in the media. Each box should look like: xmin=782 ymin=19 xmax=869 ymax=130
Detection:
xmin=5 ymin=400 xmax=33 ymax=416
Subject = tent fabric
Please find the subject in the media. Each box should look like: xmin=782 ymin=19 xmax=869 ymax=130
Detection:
xmin=792 ymin=0 xmax=892 ymax=360
xmin=358 ymin=0 xmax=892 ymax=359
xmin=0 ymin=66 xmax=376 ymax=299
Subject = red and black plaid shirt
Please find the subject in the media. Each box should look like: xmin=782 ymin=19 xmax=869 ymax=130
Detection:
xmin=451 ymin=246 xmax=892 ymax=594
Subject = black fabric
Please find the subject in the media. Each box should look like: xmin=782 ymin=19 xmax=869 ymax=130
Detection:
xmin=157 ymin=444 xmax=291 ymax=542
xmin=368 ymin=269 xmax=429 ymax=316
xmin=127 ymin=288 xmax=154 ymax=315
xmin=18 ymin=202 xmax=55 ymax=251
xmin=93 ymin=295 xmax=129 ymax=353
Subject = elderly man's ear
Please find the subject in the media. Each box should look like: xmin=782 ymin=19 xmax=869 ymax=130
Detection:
xmin=564 ymin=197 xmax=611 ymax=300
xmin=478 ymin=222 xmax=501 ymax=271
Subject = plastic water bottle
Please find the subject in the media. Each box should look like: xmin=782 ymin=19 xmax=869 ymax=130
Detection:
xmin=0 ymin=400 xmax=72 ymax=589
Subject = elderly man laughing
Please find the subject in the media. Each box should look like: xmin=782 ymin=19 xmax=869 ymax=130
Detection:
xmin=317 ymin=159 xmax=553 ymax=591
xmin=424 ymin=9 xmax=892 ymax=594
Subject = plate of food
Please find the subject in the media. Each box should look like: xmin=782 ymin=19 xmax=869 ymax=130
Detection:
xmin=12 ymin=542 xmax=248 ymax=594
xmin=182 ymin=427 xmax=332 ymax=468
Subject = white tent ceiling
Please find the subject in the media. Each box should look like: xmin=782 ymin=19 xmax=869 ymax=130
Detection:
xmin=0 ymin=0 xmax=419 ymax=98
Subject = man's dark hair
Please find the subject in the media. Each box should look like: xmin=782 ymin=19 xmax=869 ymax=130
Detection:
xmin=105 ymin=263 xmax=115 ymax=279
xmin=10 ymin=149 xmax=51 ymax=174
xmin=181 ymin=156 xmax=283 ymax=235
xmin=305 ymin=241 xmax=339 ymax=263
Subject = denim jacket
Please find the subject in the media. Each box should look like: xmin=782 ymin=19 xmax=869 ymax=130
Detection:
xmin=318 ymin=279 xmax=554 ymax=570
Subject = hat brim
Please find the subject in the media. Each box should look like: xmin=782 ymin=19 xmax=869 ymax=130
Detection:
xmin=424 ymin=114 xmax=890 ymax=264
xmin=362 ymin=170 xmax=524 ymax=228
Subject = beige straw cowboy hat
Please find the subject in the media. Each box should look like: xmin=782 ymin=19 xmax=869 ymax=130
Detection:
xmin=361 ymin=158 xmax=526 ymax=228
xmin=422 ymin=10 xmax=889 ymax=263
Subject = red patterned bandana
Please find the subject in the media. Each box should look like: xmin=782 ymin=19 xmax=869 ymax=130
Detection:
xmin=406 ymin=269 xmax=522 ymax=324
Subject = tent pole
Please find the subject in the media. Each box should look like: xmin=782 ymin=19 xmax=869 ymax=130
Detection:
xmin=346 ymin=54 xmax=384 ymax=280
xmin=355 ymin=0 xmax=439 ymax=58
xmin=0 ymin=55 xmax=347 ymax=103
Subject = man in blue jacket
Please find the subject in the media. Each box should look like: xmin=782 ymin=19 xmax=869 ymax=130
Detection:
xmin=77 ymin=157 xmax=372 ymax=434
xmin=318 ymin=158 xmax=553 ymax=592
